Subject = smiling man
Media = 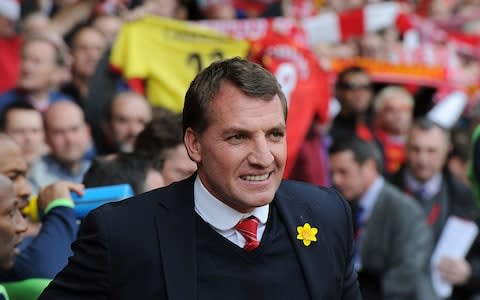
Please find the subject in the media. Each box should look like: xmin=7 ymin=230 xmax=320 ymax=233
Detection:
xmin=39 ymin=58 xmax=361 ymax=300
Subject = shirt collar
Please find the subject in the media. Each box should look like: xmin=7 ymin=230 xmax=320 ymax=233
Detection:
xmin=358 ymin=176 xmax=384 ymax=220
xmin=405 ymin=171 xmax=443 ymax=199
xmin=193 ymin=175 xmax=269 ymax=231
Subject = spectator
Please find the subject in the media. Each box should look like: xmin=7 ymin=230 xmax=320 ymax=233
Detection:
xmin=61 ymin=26 xmax=107 ymax=108
xmin=329 ymin=137 xmax=434 ymax=300
xmin=0 ymin=133 xmax=82 ymax=282
xmin=330 ymin=66 xmax=374 ymax=142
xmin=0 ymin=33 xmax=72 ymax=113
xmin=135 ymin=108 xmax=196 ymax=185
xmin=0 ymin=0 xmax=21 ymax=94
xmin=390 ymin=118 xmax=480 ymax=300
xmin=373 ymin=86 xmax=414 ymax=175
xmin=0 ymin=175 xmax=27 ymax=271
xmin=0 ymin=101 xmax=48 ymax=170
xmin=28 ymin=101 xmax=91 ymax=193
xmin=99 ymin=91 xmax=152 ymax=154
xmin=83 ymin=153 xmax=165 ymax=194
xmin=288 ymin=118 xmax=331 ymax=186
xmin=0 ymin=174 xmax=28 ymax=299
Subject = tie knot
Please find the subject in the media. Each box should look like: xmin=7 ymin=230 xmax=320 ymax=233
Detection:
xmin=235 ymin=216 xmax=260 ymax=251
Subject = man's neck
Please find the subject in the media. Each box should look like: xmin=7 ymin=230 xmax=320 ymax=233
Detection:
xmin=56 ymin=158 xmax=84 ymax=175
xmin=27 ymin=88 xmax=50 ymax=103
xmin=71 ymin=74 xmax=89 ymax=99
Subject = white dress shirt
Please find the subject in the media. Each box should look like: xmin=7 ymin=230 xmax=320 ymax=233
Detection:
xmin=194 ymin=176 xmax=269 ymax=248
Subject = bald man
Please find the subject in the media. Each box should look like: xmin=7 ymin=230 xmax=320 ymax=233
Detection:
xmin=28 ymin=101 xmax=92 ymax=193
xmin=98 ymin=91 xmax=152 ymax=155
xmin=0 ymin=174 xmax=28 ymax=299
xmin=0 ymin=133 xmax=83 ymax=283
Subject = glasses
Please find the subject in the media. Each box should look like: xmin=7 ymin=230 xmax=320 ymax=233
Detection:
xmin=338 ymin=82 xmax=372 ymax=91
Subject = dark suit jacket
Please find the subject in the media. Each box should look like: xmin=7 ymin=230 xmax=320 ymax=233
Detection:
xmin=359 ymin=181 xmax=435 ymax=300
xmin=39 ymin=176 xmax=362 ymax=300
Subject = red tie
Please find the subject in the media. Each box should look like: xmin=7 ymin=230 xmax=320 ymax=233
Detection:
xmin=235 ymin=216 xmax=260 ymax=251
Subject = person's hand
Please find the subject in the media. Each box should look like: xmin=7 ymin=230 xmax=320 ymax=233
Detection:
xmin=437 ymin=256 xmax=472 ymax=286
xmin=37 ymin=181 xmax=85 ymax=213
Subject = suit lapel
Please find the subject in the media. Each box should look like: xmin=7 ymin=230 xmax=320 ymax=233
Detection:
xmin=154 ymin=176 xmax=197 ymax=300
xmin=275 ymin=188 xmax=336 ymax=300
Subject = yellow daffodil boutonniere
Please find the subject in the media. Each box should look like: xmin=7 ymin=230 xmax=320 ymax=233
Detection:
xmin=297 ymin=223 xmax=318 ymax=246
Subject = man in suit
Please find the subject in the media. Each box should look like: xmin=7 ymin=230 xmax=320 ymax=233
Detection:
xmin=329 ymin=137 xmax=435 ymax=300
xmin=39 ymin=57 xmax=361 ymax=299
xmin=390 ymin=118 xmax=480 ymax=300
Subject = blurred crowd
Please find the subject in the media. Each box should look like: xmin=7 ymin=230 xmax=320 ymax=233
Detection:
xmin=2 ymin=0 xmax=480 ymax=299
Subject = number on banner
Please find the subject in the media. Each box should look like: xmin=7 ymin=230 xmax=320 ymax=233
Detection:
xmin=275 ymin=63 xmax=297 ymax=107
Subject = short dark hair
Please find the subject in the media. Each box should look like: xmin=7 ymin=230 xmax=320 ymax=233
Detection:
xmin=182 ymin=57 xmax=287 ymax=135
xmin=134 ymin=108 xmax=183 ymax=172
xmin=411 ymin=117 xmax=450 ymax=144
xmin=329 ymin=137 xmax=384 ymax=172
xmin=0 ymin=100 xmax=37 ymax=131
xmin=83 ymin=153 xmax=153 ymax=195
xmin=335 ymin=65 xmax=369 ymax=89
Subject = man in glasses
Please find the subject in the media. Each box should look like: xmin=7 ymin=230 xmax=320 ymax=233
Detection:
xmin=330 ymin=66 xmax=374 ymax=142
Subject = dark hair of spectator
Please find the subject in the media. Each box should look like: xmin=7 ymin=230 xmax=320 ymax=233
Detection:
xmin=329 ymin=137 xmax=384 ymax=172
xmin=135 ymin=109 xmax=183 ymax=154
xmin=69 ymin=25 xmax=105 ymax=49
xmin=182 ymin=57 xmax=287 ymax=135
xmin=0 ymin=100 xmax=37 ymax=131
xmin=411 ymin=117 xmax=450 ymax=145
xmin=83 ymin=153 xmax=152 ymax=195
xmin=335 ymin=65 xmax=369 ymax=89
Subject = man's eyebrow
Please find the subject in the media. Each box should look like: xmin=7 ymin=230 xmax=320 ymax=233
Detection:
xmin=222 ymin=127 xmax=251 ymax=136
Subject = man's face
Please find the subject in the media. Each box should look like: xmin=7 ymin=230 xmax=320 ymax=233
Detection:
xmin=19 ymin=40 xmax=58 ymax=92
xmin=0 ymin=141 xmax=30 ymax=207
xmin=376 ymin=99 xmax=412 ymax=136
xmin=337 ymin=72 xmax=373 ymax=116
xmin=162 ymin=144 xmax=197 ymax=185
xmin=71 ymin=28 xmax=106 ymax=79
xmin=109 ymin=95 xmax=152 ymax=152
xmin=330 ymin=150 xmax=368 ymax=201
xmin=185 ymin=82 xmax=287 ymax=213
xmin=4 ymin=109 xmax=46 ymax=166
xmin=0 ymin=180 xmax=27 ymax=270
xmin=406 ymin=127 xmax=450 ymax=182
xmin=46 ymin=103 xmax=90 ymax=164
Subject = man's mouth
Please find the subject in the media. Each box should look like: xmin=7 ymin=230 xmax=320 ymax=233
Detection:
xmin=240 ymin=173 xmax=271 ymax=181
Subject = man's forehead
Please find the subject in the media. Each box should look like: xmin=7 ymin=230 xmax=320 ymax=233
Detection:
xmin=0 ymin=143 xmax=27 ymax=171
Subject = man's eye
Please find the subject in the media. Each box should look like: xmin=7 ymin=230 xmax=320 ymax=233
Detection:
xmin=229 ymin=134 xmax=245 ymax=140
xmin=271 ymin=131 xmax=285 ymax=138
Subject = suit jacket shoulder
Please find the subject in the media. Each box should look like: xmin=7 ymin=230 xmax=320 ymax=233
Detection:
xmin=361 ymin=181 xmax=434 ymax=299
xmin=275 ymin=180 xmax=362 ymax=300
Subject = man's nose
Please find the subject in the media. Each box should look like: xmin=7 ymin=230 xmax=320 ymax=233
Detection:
xmin=16 ymin=208 xmax=28 ymax=234
xmin=15 ymin=177 xmax=31 ymax=203
xmin=248 ymin=138 xmax=274 ymax=167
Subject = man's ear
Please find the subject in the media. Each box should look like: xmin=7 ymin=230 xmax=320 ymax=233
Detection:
xmin=184 ymin=128 xmax=201 ymax=163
